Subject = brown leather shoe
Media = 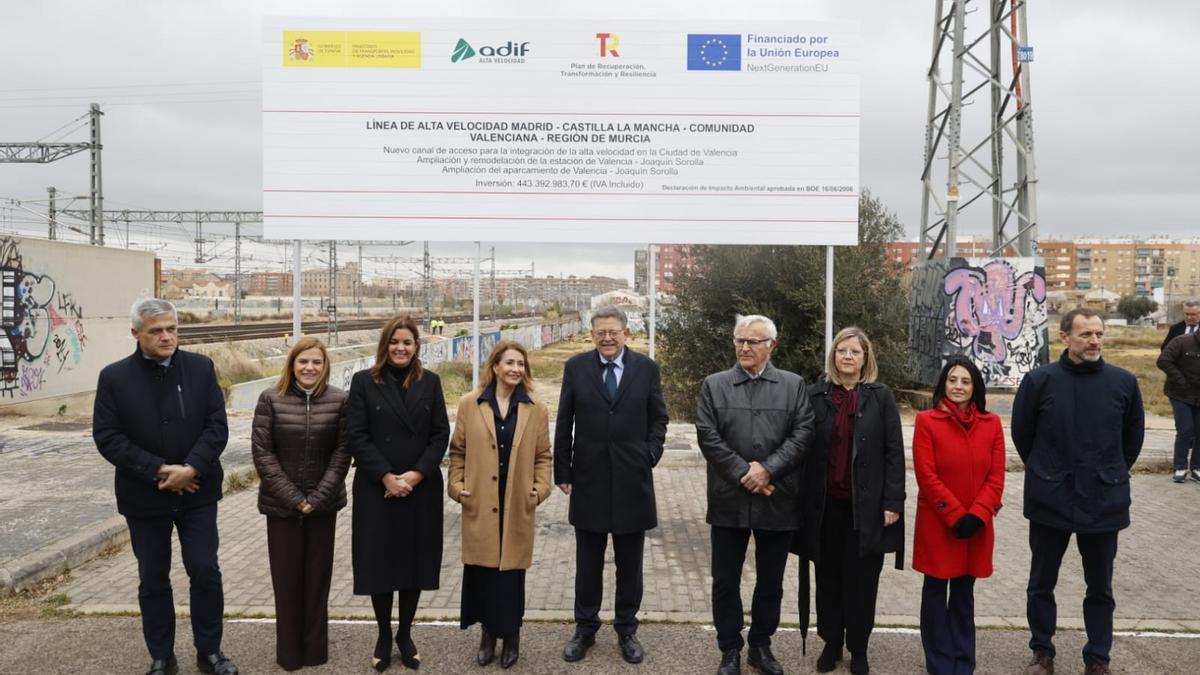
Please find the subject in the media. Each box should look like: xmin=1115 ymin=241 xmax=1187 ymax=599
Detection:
xmin=1083 ymin=661 xmax=1111 ymax=675
xmin=1024 ymin=651 xmax=1054 ymax=675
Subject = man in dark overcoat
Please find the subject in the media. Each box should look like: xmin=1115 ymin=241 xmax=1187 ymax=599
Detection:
xmin=554 ymin=305 xmax=669 ymax=664
xmin=93 ymin=298 xmax=238 ymax=675
xmin=1012 ymin=308 xmax=1144 ymax=675
xmin=1159 ymin=298 xmax=1200 ymax=351
xmin=696 ymin=314 xmax=813 ymax=675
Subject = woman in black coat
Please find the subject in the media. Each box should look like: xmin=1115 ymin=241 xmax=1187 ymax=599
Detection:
xmin=797 ymin=327 xmax=905 ymax=675
xmin=346 ymin=315 xmax=450 ymax=671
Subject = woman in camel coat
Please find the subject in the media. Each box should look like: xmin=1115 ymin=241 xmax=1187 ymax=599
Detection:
xmin=448 ymin=340 xmax=552 ymax=669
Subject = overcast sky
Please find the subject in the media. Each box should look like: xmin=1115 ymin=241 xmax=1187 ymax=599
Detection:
xmin=1 ymin=0 xmax=1196 ymax=282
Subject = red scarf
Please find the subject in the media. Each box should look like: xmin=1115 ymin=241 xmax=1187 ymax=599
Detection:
xmin=939 ymin=400 xmax=978 ymax=430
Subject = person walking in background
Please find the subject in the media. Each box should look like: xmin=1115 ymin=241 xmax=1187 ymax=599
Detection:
xmin=696 ymin=314 xmax=813 ymax=675
xmin=346 ymin=316 xmax=450 ymax=671
xmin=251 ymin=336 xmax=349 ymax=671
xmin=796 ymin=327 xmax=904 ymax=675
xmin=1012 ymin=308 xmax=1144 ymax=675
xmin=1157 ymin=315 xmax=1200 ymax=484
xmin=912 ymin=356 xmax=1006 ymax=675
xmin=448 ymin=341 xmax=552 ymax=669
xmin=93 ymin=298 xmax=238 ymax=675
xmin=554 ymin=305 xmax=669 ymax=665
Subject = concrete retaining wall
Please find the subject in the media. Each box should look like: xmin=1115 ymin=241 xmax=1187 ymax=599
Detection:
xmin=0 ymin=236 xmax=156 ymax=413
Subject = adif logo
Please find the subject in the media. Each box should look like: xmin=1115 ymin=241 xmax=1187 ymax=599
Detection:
xmin=451 ymin=38 xmax=476 ymax=63
xmin=596 ymin=33 xmax=620 ymax=57
xmin=452 ymin=38 xmax=531 ymax=63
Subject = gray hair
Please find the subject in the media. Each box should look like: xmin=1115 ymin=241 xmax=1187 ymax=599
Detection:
xmin=590 ymin=305 xmax=628 ymax=328
xmin=734 ymin=314 xmax=777 ymax=340
xmin=1185 ymin=299 xmax=1200 ymax=309
xmin=131 ymin=298 xmax=178 ymax=331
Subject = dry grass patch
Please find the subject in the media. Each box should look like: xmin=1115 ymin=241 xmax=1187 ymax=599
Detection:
xmin=209 ymin=341 xmax=272 ymax=397
xmin=1101 ymin=325 xmax=1172 ymax=417
xmin=0 ymin=573 xmax=74 ymax=623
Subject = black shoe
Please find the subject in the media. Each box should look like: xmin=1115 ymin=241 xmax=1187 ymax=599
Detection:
xmin=849 ymin=651 xmax=870 ymax=675
xmin=748 ymin=645 xmax=783 ymax=675
xmin=619 ymin=634 xmax=645 ymax=664
xmin=718 ymin=648 xmax=741 ymax=675
xmin=196 ymin=652 xmax=238 ymax=675
xmin=146 ymin=656 xmax=178 ymax=675
xmin=500 ymin=635 xmax=520 ymax=669
xmin=371 ymin=634 xmax=391 ymax=672
xmin=815 ymin=643 xmax=842 ymax=673
xmin=478 ymin=626 xmax=497 ymax=666
xmin=396 ymin=634 xmax=421 ymax=669
xmin=563 ymin=631 xmax=595 ymax=662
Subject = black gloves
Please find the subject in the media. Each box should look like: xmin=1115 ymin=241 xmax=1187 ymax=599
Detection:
xmin=953 ymin=514 xmax=984 ymax=539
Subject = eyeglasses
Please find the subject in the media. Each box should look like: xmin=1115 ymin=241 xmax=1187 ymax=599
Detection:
xmin=592 ymin=330 xmax=623 ymax=339
xmin=835 ymin=347 xmax=864 ymax=356
xmin=734 ymin=337 xmax=773 ymax=347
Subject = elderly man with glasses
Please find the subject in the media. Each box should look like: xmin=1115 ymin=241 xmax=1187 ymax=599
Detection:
xmin=696 ymin=314 xmax=814 ymax=675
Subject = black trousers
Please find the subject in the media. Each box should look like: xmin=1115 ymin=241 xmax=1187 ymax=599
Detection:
xmin=574 ymin=528 xmax=645 ymax=637
xmin=710 ymin=525 xmax=793 ymax=652
xmin=126 ymin=503 xmax=224 ymax=660
xmin=266 ymin=514 xmax=337 ymax=671
xmin=920 ymin=575 xmax=976 ymax=675
xmin=815 ymin=498 xmax=884 ymax=656
xmin=1027 ymin=522 xmax=1119 ymax=665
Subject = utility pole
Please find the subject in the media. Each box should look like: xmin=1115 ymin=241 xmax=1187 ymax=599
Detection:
xmin=327 ymin=240 xmax=338 ymax=345
xmin=357 ymin=244 xmax=363 ymax=318
xmin=46 ymin=187 xmax=56 ymax=240
xmin=489 ymin=246 xmax=496 ymax=322
xmin=193 ymin=212 xmax=206 ymax=263
xmin=919 ymin=0 xmax=1039 ymax=259
xmin=423 ymin=241 xmax=432 ymax=320
xmin=89 ymin=103 xmax=104 ymax=246
xmin=233 ymin=222 xmax=242 ymax=325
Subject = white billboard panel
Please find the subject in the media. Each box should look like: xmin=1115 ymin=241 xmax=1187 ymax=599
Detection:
xmin=263 ymin=18 xmax=860 ymax=244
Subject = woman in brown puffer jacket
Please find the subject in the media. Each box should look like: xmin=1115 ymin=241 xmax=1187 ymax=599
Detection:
xmin=251 ymin=336 xmax=350 ymax=671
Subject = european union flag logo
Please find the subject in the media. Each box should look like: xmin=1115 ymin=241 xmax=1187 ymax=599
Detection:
xmin=687 ymin=34 xmax=741 ymax=71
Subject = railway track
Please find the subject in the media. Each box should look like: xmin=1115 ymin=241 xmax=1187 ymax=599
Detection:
xmin=177 ymin=312 xmax=546 ymax=345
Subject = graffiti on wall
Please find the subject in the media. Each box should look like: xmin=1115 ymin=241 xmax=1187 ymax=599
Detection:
xmin=0 ymin=238 xmax=89 ymax=397
xmin=910 ymin=257 xmax=1048 ymax=388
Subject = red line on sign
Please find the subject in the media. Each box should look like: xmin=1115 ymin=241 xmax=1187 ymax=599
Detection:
xmin=264 ymin=214 xmax=856 ymax=223
xmin=264 ymin=189 xmax=860 ymax=198
xmin=262 ymin=110 xmax=859 ymax=118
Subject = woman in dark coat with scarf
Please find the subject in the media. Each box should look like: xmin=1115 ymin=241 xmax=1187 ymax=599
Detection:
xmin=252 ymin=336 xmax=349 ymax=671
xmin=346 ymin=315 xmax=450 ymax=671
xmin=795 ymin=327 xmax=905 ymax=675
xmin=912 ymin=356 xmax=1005 ymax=675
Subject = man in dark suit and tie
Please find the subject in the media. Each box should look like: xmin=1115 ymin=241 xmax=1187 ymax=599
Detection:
xmin=1160 ymin=299 xmax=1200 ymax=351
xmin=555 ymin=305 xmax=669 ymax=665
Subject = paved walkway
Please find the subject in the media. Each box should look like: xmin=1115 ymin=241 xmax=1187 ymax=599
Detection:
xmin=0 ymin=411 xmax=1179 ymax=570
xmin=62 ymin=459 xmax=1200 ymax=631
xmin=3 ymin=617 xmax=1199 ymax=674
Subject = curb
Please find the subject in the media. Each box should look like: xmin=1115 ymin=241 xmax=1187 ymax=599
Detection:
xmin=0 ymin=514 xmax=129 ymax=596
xmin=0 ymin=461 xmax=258 ymax=597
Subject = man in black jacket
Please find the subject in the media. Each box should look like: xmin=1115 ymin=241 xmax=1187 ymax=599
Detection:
xmin=1157 ymin=318 xmax=1200 ymax=483
xmin=1159 ymin=299 xmax=1200 ymax=351
xmin=696 ymin=314 xmax=814 ymax=675
xmin=1012 ymin=308 xmax=1144 ymax=675
xmin=93 ymin=298 xmax=237 ymax=675
xmin=555 ymin=305 xmax=669 ymax=665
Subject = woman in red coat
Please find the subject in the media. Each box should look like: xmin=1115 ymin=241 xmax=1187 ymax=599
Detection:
xmin=912 ymin=356 xmax=1005 ymax=675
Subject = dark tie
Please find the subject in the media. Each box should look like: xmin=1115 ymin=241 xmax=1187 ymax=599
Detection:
xmin=604 ymin=361 xmax=618 ymax=399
